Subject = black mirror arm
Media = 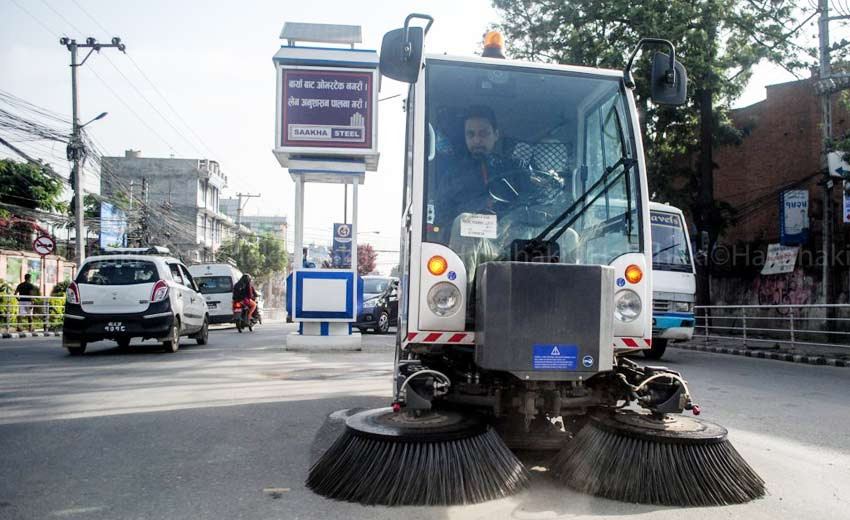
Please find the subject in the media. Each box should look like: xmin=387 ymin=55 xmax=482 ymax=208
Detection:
xmin=623 ymin=38 xmax=676 ymax=89
xmin=402 ymin=13 xmax=434 ymax=61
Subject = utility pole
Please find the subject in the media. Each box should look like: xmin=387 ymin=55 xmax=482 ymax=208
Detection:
xmin=819 ymin=0 xmax=832 ymax=305
xmin=235 ymin=192 xmax=260 ymax=255
xmin=60 ymin=36 xmax=126 ymax=265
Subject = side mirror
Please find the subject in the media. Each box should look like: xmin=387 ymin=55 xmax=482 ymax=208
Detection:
xmin=379 ymin=27 xmax=423 ymax=83
xmin=650 ymin=52 xmax=688 ymax=106
xmin=379 ymin=14 xmax=433 ymax=84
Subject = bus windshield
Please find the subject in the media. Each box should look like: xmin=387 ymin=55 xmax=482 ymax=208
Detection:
xmin=650 ymin=210 xmax=692 ymax=272
xmin=423 ymin=60 xmax=641 ymax=278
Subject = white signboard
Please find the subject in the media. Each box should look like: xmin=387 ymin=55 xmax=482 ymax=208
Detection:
xmin=780 ymin=189 xmax=808 ymax=242
xmin=459 ymin=213 xmax=498 ymax=239
xmin=761 ymin=244 xmax=799 ymax=275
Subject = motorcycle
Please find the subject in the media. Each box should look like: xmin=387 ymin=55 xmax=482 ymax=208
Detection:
xmin=232 ymin=300 xmax=261 ymax=332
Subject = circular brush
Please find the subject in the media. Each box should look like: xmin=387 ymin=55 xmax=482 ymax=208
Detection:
xmin=306 ymin=407 xmax=529 ymax=506
xmin=551 ymin=411 xmax=765 ymax=506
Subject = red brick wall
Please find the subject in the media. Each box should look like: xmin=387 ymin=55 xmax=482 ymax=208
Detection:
xmin=714 ymin=78 xmax=849 ymax=245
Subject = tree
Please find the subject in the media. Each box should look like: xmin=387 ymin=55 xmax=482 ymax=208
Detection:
xmin=0 ymin=159 xmax=65 ymax=213
xmin=216 ymin=234 xmax=288 ymax=284
xmin=0 ymin=159 xmax=65 ymax=249
xmin=492 ymin=0 xmax=812 ymax=302
xmin=357 ymin=243 xmax=377 ymax=276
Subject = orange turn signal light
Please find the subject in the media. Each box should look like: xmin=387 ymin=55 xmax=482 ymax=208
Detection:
xmin=427 ymin=255 xmax=448 ymax=276
xmin=625 ymin=264 xmax=643 ymax=284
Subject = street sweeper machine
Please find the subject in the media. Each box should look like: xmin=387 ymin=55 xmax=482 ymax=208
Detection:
xmin=308 ymin=14 xmax=765 ymax=508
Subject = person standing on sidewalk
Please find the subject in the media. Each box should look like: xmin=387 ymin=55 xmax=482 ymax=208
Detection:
xmin=14 ymin=274 xmax=38 ymax=332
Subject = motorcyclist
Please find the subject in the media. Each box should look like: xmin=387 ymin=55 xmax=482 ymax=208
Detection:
xmin=233 ymin=274 xmax=258 ymax=323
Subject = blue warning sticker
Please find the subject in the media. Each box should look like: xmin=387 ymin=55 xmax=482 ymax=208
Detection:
xmin=533 ymin=344 xmax=578 ymax=370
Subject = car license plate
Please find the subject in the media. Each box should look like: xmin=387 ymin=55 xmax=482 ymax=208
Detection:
xmin=105 ymin=321 xmax=125 ymax=332
xmin=207 ymin=302 xmax=217 ymax=309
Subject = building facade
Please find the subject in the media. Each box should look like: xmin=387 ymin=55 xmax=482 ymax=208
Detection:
xmin=101 ymin=150 xmax=236 ymax=263
xmin=703 ymin=77 xmax=850 ymax=304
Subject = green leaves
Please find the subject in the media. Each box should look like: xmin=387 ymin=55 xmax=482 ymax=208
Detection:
xmin=0 ymin=159 xmax=64 ymax=212
xmin=216 ymin=234 xmax=289 ymax=284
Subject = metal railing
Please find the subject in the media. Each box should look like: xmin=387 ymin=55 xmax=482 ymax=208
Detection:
xmin=0 ymin=294 xmax=65 ymax=333
xmin=695 ymin=304 xmax=850 ymax=350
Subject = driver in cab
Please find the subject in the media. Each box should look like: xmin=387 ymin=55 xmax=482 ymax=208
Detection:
xmin=432 ymin=104 xmax=531 ymax=239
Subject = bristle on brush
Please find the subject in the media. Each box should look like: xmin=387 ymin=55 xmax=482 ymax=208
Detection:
xmin=551 ymin=415 xmax=765 ymax=506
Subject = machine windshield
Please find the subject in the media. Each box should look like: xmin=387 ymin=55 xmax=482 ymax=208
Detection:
xmin=423 ymin=60 xmax=640 ymax=277
xmin=650 ymin=210 xmax=693 ymax=272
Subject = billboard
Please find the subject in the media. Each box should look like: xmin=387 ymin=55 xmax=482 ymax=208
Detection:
xmin=100 ymin=201 xmax=128 ymax=249
xmin=281 ymin=68 xmax=374 ymax=150
xmin=779 ymin=190 xmax=809 ymax=245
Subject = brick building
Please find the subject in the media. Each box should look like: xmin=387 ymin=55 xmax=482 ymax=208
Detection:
xmin=704 ymin=77 xmax=850 ymax=305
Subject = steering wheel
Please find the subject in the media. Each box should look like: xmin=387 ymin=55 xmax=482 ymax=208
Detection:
xmin=486 ymin=167 xmax=567 ymax=227
xmin=487 ymin=167 xmax=564 ymax=204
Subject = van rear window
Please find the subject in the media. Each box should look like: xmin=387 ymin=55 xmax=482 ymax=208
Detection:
xmin=195 ymin=276 xmax=233 ymax=294
xmin=77 ymin=260 xmax=158 ymax=285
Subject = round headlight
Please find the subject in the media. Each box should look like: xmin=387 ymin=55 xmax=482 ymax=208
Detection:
xmin=614 ymin=290 xmax=641 ymax=322
xmin=427 ymin=282 xmax=462 ymax=317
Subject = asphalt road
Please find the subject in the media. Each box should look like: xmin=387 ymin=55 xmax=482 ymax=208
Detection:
xmin=0 ymin=324 xmax=848 ymax=519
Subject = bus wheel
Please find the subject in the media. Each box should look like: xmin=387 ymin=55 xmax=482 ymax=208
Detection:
xmin=643 ymin=339 xmax=667 ymax=360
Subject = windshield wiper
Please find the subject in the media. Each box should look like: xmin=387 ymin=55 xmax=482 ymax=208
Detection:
xmin=546 ymin=157 xmax=638 ymax=242
xmin=653 ymin=242 xmax=680 ymax=257
xmin=504 ymin=156 xmax=637 ymax=262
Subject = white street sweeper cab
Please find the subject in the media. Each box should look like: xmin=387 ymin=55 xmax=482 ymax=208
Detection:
xmin=385 ymin=17 xmax=693 ymax=432
xmin=307 ymin=16 xmax=765 ymax=508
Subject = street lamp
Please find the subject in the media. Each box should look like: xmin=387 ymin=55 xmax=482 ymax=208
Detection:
xmin=80 ymin=112 xmax=108 ymax=128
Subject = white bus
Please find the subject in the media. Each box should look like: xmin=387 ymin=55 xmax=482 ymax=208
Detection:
xmin=648 ymin=201 xmax=696 ymax=358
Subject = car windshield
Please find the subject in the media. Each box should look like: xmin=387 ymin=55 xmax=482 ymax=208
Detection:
xmin=195 ymin=276 xmax=233 ymax=294
xmin=363 ymin=278 xmax=390 ymax=294
xmin=76 ymin=260 xmax=158 ymax=285
xmin=651 ymin=211 xmax=692 ymax=272
xmin=423 ymin=60 xmax=640 ymax=278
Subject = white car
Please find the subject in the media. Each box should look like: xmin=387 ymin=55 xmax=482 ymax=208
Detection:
xmin=188 ymin=263 xmax=243 ymax=325
xmin=62 ymin=247 xmax=209 ymax=355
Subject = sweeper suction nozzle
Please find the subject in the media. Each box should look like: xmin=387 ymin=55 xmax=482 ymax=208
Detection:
xmin=307 ymin=407 xmax=529 ymax=505
xmin=551 ymin=410 xmax=765 ymax=506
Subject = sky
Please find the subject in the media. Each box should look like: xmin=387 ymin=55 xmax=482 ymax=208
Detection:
xmin=0 ymin=0 xmax=807 ymax=273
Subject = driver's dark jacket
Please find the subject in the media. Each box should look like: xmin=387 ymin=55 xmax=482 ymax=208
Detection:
xmin=428 ymin=152 xmax=529 ymax=242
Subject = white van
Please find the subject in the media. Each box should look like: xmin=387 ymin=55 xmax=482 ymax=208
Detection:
xmin=648 ymin=202 xmax=696 ymax=359
xmin=188 ymin=263 xmax=243 ymax=324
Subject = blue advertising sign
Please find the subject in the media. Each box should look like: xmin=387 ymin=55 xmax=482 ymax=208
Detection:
xmin=332 ymin=223 xmax=353 ymax=268
xmin=282 ymin=69 xmax=373 ymax=149
xmin=100 ymin=202 xmax=128 ymax=249
xmin=780 ymin=190 xmax=809 ymax=245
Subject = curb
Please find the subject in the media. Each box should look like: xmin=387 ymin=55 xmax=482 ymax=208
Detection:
xmin=0 ymin=331 xmax=62 ymax=339
xmin=673 ymin=342 xmax=847 ymax=367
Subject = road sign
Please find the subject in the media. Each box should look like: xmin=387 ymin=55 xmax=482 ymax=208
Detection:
xmin=33 ymin=235 xmax=55 ymax=256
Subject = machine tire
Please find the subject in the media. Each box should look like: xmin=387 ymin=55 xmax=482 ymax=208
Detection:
xmin=195 ymin=317 xmax=209 ymax=346
xmin=67 ymin=344 xmax=86 ymax=356
xmin=643 ymin=338 xmax=667 ymax=360
xmin=377 ymin=312 xmax=390 ymax=334
xmin=163 ymin=318 xmax=180 ymax=353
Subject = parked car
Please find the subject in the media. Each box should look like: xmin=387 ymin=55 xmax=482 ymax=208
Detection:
xmin=188 ymin=263 xmax=243 ymax=325
xmin=62 ymin=247 xmax=209 ymax=355
xmin=355 ymin=277 xmax=399 ymax=334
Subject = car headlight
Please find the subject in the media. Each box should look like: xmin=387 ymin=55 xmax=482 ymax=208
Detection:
xmin=674 ymin=301 xmax=692 ymax=313
xmin=614 ymin=290 xmax=641 ymax=322
xmin=363 ymin=297 xmax=379 ymax=309
xmin=427 ymin=282 xmax=461 ymax=317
